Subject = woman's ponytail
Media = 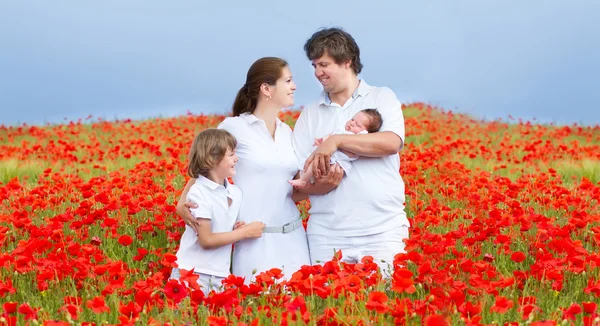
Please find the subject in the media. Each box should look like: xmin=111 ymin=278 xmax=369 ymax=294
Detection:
xmin=232 ymin=84 xmax=254 ymax=117
xmin=231 ymin=57 xmax=288 ymax=117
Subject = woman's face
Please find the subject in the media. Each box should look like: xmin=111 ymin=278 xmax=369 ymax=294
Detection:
xmin=269 ymin=66 xmax=296 ymax=108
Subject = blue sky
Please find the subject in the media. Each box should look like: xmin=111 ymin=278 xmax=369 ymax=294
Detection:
xmin=1 ymin=1 xmax=599 ymax=126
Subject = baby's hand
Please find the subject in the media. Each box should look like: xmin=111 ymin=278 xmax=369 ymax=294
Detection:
xmin=233 ymin=221 xmax=246 ymax=230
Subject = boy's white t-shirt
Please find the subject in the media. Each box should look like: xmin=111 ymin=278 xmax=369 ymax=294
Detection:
xmin=174 ymin=176 xmax=242 ymax=277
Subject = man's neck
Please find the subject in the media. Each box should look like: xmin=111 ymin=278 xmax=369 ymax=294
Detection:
xmin=328 ymin=77 xmax=360 ymax=106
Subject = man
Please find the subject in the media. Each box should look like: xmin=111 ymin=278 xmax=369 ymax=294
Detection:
xmin=293 ymin=27 xmax=410 ymax=276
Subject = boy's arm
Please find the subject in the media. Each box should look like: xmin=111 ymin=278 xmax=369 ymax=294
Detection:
xmin=195 ymin=219 xmax=264 ymax=250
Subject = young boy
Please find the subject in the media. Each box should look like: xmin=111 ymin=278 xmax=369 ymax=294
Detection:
xmin=171 ymin=128 xmax=265 ymax=295
xmin=289 ymin=108 xmax=383 ymax=188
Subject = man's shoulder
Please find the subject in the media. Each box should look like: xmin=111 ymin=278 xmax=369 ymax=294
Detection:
xmin=364 ymin=85 xmax=402 ymax=111
xmin=367 ymin=84 xmax=398 ymax=99
xmin=300 ymin=102 xmax=322 ymax=114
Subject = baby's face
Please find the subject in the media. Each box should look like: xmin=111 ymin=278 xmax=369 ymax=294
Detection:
xmin=345 ymin=112 xmax=370 ymax=134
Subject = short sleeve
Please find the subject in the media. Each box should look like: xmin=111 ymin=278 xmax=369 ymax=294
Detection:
xmin=186 ymin=186 xmax=213 ymax=220
xmin=376 ymin=88 xmax=405 ymax=148
xmin=217 ymin=117 xmax=238 ymax=137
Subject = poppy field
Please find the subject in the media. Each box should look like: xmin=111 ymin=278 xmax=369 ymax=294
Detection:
xmin=1 ymin=103 xmax=600 ymax=325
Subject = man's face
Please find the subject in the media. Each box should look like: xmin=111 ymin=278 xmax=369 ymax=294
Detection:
xmin=311 ymin=52 xmax=350 ymax=94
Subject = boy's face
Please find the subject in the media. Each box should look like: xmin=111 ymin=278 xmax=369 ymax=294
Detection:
xmin=311 ymin=52 xmax=352 ymax=95
xmin=345 ymin=112 xmax=370 ymax=134
xmin=215 ymin=147 xmax=239 ymax=179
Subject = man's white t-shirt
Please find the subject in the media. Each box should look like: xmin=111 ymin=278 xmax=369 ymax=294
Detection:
xmin=292 ymin=79 xmax=410 ymax=237
xmin=174 ymin=176 xmax=242 ymax=277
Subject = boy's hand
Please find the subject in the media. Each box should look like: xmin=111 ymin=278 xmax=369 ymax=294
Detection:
xmin=233 ymin=221 xmax=246 ymax=230
xmin=243 ymin=221 xmax=266 ymax=239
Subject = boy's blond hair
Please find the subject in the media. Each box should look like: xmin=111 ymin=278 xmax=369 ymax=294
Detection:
xmin=187 ymin=129 xmax=237 ymax=178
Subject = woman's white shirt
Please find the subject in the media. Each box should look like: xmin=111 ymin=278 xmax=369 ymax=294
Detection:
xmin=217 ymin=113 xmax=310 ymax=283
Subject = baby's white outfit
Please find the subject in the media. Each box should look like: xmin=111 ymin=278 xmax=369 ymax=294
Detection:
xmin=329 ymin=129 xmax=367 ymax=174
xmin=299 ymin=129 xmax=367 ymax=176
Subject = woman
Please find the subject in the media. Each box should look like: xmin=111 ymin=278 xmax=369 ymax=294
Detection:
xmin=176 ymin=57 xmax=332 ymax=284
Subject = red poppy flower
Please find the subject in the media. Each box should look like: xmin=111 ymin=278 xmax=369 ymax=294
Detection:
xmin=164 ymin=279 xmax=187 ymax=303
xmin=365 ymin=291 xmax=389 ymax=313
xmin=86 ymin=296 xmax=110 ymax=314
xmin=491 ymin=296 xmax=514 ymax=314
xmin=2 ymin=302 xmax=17 ymax=315
xmin=510 ymin=251 xmax=526 ymax=263
xmin=118 ymin=235 xmax=133 ymax=246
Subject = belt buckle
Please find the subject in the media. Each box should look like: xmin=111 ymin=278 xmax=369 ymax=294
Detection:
xmin=282 ymin=222 xmax=292 ymax=233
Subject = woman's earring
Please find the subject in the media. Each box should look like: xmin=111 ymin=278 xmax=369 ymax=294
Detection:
xmin=268 ymin=95 xmax=271 ymax=101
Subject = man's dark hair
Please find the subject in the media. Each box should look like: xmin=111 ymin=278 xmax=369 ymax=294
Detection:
xmin=303 ymin=27 xmax=363 ymax=75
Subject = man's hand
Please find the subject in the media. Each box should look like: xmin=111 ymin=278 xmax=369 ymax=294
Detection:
xmin=304 ymin=135 xmax=339 ymax=178
xmin=303 ymin=163 xmax=344 ymax=195
xmin=176 ymin=200 xmax=201 ymax=234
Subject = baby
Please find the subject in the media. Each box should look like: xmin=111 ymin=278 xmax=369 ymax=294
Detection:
xmin=289 ymin=108 xmax=383 ymax=188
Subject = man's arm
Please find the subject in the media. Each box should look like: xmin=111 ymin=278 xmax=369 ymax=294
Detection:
xmin=292 ymin=107 xmax=344 ymax=194
xmin=304 ymin=132 xmax=402 ymax=177
xmin=304 ymin=89 xmax=405 ymax=177
xmin=335 ymin=131 xmax=402 ymax=156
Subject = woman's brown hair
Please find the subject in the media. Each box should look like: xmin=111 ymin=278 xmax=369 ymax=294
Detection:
xmin=187 ymin=128 xmax=237 ymax=178
xmin=232 ymin=57 xmax=288 ymax=117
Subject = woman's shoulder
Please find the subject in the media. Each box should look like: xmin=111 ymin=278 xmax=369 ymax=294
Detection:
xmin=217 ymin=116 xmax=249 ymax=137
xmin=218 ymin=116 xmax=244 ymax=128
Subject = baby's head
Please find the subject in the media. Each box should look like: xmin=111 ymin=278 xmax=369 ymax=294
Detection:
xmin=345 ymin=109 xmax=383 ymax=134
xmin=187 ymin=129 xmax=238 ymax=179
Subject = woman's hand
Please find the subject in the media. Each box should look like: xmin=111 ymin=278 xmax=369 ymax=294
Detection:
xmin=176 ymin=199 xmax=201 ymax=233
xmin=176 ymin=179 xmax=201 ymax=233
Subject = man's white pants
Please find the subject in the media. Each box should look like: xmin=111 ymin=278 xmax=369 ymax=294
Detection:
xmin=308 ymin=225 xmax=409 ymax=278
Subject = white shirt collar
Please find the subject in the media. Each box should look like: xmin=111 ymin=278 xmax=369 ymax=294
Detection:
xmin=239 ymin=112 xmax=284 ymax=127
xmin=196 ymin=175 xmax=230 ymax=191
xmin=319 ymin=79 xmax=372 ymax=105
